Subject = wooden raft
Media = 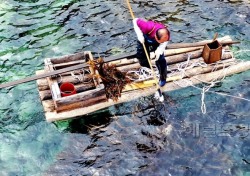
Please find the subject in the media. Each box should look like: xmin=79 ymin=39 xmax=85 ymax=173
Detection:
xmin=36 ymin=36 xmax=248 ymax=122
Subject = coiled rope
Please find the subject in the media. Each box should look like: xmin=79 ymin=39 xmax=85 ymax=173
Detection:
xmin=127 ymin=66 xmax=160 ymax=81
xmin=173 ymin=49 xmax=250 ymax=114
xmin=125 ymin=49 xmax=250 ymax=114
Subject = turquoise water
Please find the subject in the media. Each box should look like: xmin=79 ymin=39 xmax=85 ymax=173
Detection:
xmin=0 ymin=0 xmax=250 ymax=175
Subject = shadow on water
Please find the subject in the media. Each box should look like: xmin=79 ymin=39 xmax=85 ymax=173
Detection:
xmin=54 ymin=109 xmax=113 ymax=134
xmin=45 ymin=96 xmax=177 ymax=175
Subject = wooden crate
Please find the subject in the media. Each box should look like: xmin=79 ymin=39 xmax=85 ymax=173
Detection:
xmin=38 ymin=51 xmax=107 ymax=113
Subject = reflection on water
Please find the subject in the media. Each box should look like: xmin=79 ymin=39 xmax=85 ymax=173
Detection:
xmin=0 ymin=0 xmax=250 ymax=175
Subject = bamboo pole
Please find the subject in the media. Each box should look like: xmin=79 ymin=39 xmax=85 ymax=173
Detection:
xmin=56 ymin=95 xmax=107 ymax=112
xmin=39 ymin=90 xmax=52 ymax=101
xmin=167 ymin=40 xmax=240 ymax=49
xmin=170 ymin=59 xmax=236 ymax=78
xmin=168 ymin=55 xmax=234 ymax=71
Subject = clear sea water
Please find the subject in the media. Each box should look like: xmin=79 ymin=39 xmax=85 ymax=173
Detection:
xmin=0 ymin=0 xmax=250 ymax=175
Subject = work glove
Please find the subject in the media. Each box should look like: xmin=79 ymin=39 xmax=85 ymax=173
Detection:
xmin=133 ymin=18 xmax=144 ymax=44
xmin=155 ymin=41 xmax=168 ymax=60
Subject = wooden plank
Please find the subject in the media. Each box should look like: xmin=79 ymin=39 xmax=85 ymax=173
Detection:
xmin=56 ymin=94 xmax=107 ymax=112
xmin=123 ymin=76 xmax=182 ymax=91
xmin=55 ymin=85 xmax=107 ymax=112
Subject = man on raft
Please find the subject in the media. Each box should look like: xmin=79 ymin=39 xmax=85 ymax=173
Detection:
xmin=133 ymin=18 xmax=170 ymax=87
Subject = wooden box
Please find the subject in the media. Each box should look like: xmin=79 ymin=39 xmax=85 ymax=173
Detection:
xmin=202 ymin=40 xmax=222 ymax=64
xmin=39 ymin=51 xmax=107 ymax=113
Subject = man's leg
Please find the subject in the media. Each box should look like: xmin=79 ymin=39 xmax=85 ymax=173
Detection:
xmin=136 ymin=41 xmax=150 ymax=68
xmin=156 ymin=54 xmax=167 ymax=86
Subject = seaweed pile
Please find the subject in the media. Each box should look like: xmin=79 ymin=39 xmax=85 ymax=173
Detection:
xmin=93 ymin=58 xmax=131 ymax=101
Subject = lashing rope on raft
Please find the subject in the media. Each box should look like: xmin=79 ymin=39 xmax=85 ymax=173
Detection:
xmin=125 ymin=49 xmax=250 ymax=114
xmin=127 ymin=66 xmax=160 ymax=81
xmin=173 ymin=49 xmax=250 ymax=114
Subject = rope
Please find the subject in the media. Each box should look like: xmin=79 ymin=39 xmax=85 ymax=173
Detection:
xmin=71 ymin=69 xmax=89 ymax=83
xmin=176 ymin=53 xmax=207 ymax=78
xmin=234 ymin=50 xmax=250 ymax=55
xmin=122 ymin=46 xmax=250 ymax=113
xmin=175 ymin=79 xmax=250 ymax=113
xmin=171 ymin=49 xmax=250 ymax=114
xmin=127 ymin=66 xmax=159 ymax=81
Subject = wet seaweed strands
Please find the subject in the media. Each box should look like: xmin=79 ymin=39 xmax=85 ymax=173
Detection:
xmin=91 ymin=58 xmax=131 ymax=101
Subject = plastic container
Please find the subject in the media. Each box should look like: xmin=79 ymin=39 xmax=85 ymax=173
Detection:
xmin=60 ymin=82 xmax=76 ymax=97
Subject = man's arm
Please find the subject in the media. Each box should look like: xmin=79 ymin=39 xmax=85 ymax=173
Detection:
xmin=133 ymin=18 xmax=144 ymax=43
xmin=155 ymin=41 xmax=168 ymax=59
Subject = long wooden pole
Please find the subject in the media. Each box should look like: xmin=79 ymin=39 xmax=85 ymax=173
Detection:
xmin=125 ymin=0 xmax=164 ymax=100
xmin=0 ymin=63 xmax=88 ymax=89
xmin=0 ymin=52 xmax=137 ymax=89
